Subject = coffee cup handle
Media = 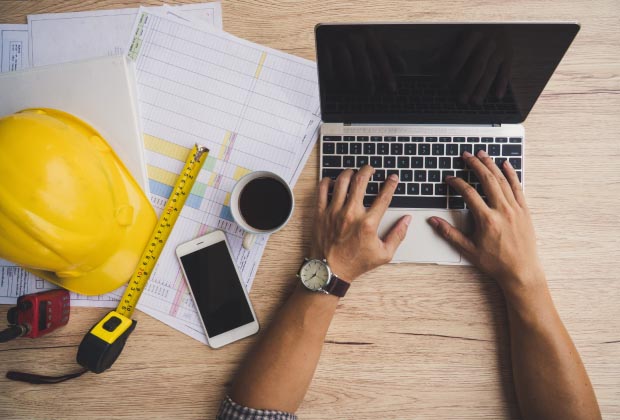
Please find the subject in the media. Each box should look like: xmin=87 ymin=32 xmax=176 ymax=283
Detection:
xmin=242 ymin=232 xmax=257 ymax=250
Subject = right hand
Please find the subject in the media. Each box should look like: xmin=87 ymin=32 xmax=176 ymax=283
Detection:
xmin=428 ymin=151 xmax=546 ymax=303
xmin=311 ymin=166 xmax=411 ymax=282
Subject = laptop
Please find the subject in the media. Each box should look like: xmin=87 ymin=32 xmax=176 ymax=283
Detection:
xmin=315 ymin=22 xmax=579 ymax=264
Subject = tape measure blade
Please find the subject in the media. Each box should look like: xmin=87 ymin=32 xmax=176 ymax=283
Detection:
xmin=117 ymin=145 xmax=208 ymax=318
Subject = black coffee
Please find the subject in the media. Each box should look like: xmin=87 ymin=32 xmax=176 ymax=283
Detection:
xmin=239 ymin=177 xmax=292 ymax=230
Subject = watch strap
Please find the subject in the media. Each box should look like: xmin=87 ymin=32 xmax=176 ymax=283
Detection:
xmin=323 ymin=275 xmax=350 ymax=298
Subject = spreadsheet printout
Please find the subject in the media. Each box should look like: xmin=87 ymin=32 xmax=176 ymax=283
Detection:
xmin=111 ymin=9 xmax=321 ymax=343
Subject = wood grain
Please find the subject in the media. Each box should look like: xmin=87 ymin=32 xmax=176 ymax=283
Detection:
xmin=0 ymin=0 xmax=619 ymax=419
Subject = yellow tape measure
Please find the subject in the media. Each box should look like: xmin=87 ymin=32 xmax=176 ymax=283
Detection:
xmin=76 ymin=144 xmax=209 ymax=374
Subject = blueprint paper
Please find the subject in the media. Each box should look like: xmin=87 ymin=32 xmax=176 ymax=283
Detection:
xmin=0 ymin=24 xmax=29 ymax=71
xmin=28 ymin=2 xmax=222 ymax=67
xmin=113 ymin=8 xmax=320 ymax=343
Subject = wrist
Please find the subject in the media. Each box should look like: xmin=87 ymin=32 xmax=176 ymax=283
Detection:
xmin=498 ymin=263 xmax=546 ymax=299
xmin=308 ymin=251 xmax=356 ymax=282
xmin=325 ymin=260 xmax=355 ymax=283
xmin=294 ymin=283 xmax=340 ymax=308
xmin=501 ymin=273 xmax=551 ymax=319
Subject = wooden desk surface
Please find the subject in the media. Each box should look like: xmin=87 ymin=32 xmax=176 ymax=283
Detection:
xmin=1 ymin=1 xmax=618 ymax=418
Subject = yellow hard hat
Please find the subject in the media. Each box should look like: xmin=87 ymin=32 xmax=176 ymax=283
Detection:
xmin=0 ymin=109 xmax=156 ymax=295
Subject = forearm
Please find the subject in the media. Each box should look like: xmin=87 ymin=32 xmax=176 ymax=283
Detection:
xmin=227 ymin=167 xmax=408 ymax=413
xmin=230 ymin=285 xmax=339 ymax=413
xmin=506 ymin=282 xmax=601 ymax=420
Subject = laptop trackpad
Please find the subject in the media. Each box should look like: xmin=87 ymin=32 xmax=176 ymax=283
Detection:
xmin=377 ymin=210 xmax=466 ymax=263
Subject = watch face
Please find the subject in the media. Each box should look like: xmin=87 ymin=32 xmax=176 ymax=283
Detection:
xmin=300 ymin=259 xmax=330 ymax=291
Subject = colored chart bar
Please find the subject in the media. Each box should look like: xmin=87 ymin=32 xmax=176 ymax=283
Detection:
xmin=148 ymin=164 xmax=206 ymax=210
xmin=219 ymin=205 xmax=233 ymax=221
xmin=254 ymin=52 xmax=267 ymax=78
xmin=233 ymin=166 xmax=251 ymax=180
xmin=144 ymin=134 xmax=191 ymax=162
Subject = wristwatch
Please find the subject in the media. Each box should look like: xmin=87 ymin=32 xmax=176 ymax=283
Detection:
xmin=297 ymin=258 xmax=350 ymax=298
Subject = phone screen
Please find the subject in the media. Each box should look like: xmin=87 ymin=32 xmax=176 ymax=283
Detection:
xmin=180 ymin=241 xmax=254 ymax=338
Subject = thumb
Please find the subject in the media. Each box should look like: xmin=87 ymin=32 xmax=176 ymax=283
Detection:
xmin=427 ymin=216 xmax=475 ymax=256
xmin=382 ymin=215 xmax=412 ymax=256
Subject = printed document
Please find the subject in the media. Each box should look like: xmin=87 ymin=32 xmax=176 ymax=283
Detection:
xmin=0 ymin=24 xmax=29 ymax=71
xmin=112 ymin=8 xmax=320 ymax=343
xmin=28 ymin=2 xmax=222 ymax=66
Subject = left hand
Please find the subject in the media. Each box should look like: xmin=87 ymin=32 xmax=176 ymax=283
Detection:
xmin=311 ymin=166 xmax=411 ymax=281
xmin=428 ymin=151 xmax=544 ymax=305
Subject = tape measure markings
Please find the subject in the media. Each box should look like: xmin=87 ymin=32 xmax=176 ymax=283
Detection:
xmin=118 ymin=144 xmax=209 ymax=318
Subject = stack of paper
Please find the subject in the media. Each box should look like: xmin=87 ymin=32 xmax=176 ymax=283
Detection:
xmin=0 ymin=2 xmax=321 ymax=344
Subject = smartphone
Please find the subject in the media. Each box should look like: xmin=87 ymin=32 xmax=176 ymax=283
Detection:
xmin=176 ymin=230 xmax=259 ymax=348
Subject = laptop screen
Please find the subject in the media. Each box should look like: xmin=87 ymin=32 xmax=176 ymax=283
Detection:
xmin=315 ymin=23 xmax=579 ymax=125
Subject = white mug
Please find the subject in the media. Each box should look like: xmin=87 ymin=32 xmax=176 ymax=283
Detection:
xmin=230 ymin=171 xmax=294 ymax=249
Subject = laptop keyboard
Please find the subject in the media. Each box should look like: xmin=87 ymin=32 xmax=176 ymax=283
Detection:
xmin=321 ymin=135 xmax=523 ymax=209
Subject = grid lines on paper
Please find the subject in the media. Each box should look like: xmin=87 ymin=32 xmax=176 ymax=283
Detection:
xmin=128 ymin=11 xmax=319 ymax=326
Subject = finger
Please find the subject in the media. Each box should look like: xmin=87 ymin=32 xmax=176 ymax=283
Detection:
xmin=461 ymin=151 xmax=506 ymax=208
xmin=459 ymin=38 xmax=496 ymax=104
xmin=475 ymin=150 xmax=517 ymax=206
xmin=382 ymin=215 xmax=412 ymax=257
xmin=368 ymin=173 xmax=399 ymax=219
xmin=502 ymin=159 xmax=527 ymax=208
xmin=471 ymin=51 xmax=503 ymax=105
xmin=317 ymin=177 xmax=331 ymax=214
xmin=447 ymin=30 xmax=483 ymax=82
xmin=330 ymin=169 xmax=354 ymax=211
xmin=347 ymin=165 xmax=375 ymax=206
xmin=446 ymin=176 xmax=488 ymax=217
xmin=428 ymin=216 xmax=476 ymax=256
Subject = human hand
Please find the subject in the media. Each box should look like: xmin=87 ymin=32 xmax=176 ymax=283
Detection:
xmin=311 ymin=166 xmax=411 ymax=282
xmin=428 ymin=151 xmax=546 ymax=302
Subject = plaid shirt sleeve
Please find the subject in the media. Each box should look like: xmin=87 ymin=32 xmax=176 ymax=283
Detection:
xmin=217 ymin=395 xmax=298 ymax=420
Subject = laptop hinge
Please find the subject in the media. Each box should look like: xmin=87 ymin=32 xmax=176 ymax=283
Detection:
xmin=492 ymin=123 xmax=502 ymax=127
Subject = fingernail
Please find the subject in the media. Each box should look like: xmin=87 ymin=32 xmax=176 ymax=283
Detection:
xmin=463 ymin=151 xmax=473 ymax=158
xmin=478 ymin=150 xmax=488 ymax=157
xmin=404 ymin=215 xmax=412 ymax=226
xmin=505 ymin=159 xmax=512 ymax=168
xmin=427 ymin=217 xmax=439 ymax=228
xmin=389 ymin=174 xmax=399 ymax=181
xmin=445 ymin=175 xmax=455 ymax=182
